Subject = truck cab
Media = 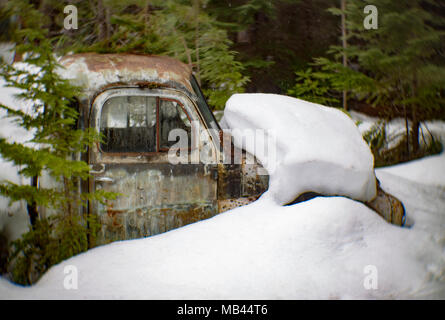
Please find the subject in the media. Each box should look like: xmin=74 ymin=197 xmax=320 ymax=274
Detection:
xmin=56 ymin=53 xmax=268 ymax=243
xmin=46 ymin=53 xmax=404 ymax=245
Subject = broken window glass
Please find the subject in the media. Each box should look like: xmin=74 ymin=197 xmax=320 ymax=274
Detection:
xmin=100 ymin=96 xmax=157 ymax=153
xmin=100 ymin=95 xmax=190 ymax=153
xmin=159 ymin=99 xmax=191 ymax=150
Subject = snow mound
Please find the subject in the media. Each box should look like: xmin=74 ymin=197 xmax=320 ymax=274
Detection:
xmin=0 ymin=89 xmax=444 ymax=299
xmin=223 ymin=94 xmax=376 ymax=204
xmin=378 ymin=154 xmax=445 ymax=188
xmin=1 ymin=194 xmax=444 ymax=299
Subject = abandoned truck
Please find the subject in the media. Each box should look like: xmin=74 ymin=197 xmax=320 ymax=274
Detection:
xmin=39 ymin=53 xmax=404 ymax=244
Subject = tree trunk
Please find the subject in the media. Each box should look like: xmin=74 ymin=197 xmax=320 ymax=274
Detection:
xmin=144 ymin=0 xmax=151 ymax=26
xmin=27 ymin=176 xmax=39 ymax=228
xmin=97 ymin=0 xmax=109 ymax=41
xmin=411 ymin=109 xmax=420 ymax=154
xmin=63 ymin=177 xmax=73 ymax=217
xmin=411 ymin=72 xmax=420 ymax=154
xmin=178 ymin=33 xmax=192 ymax=68
xmin=193 ymin=0 xmax=201 ymax=85
xmin=404 ymin=104 xmax=410 ymax=156
xmin=341 ymin=0 xmax=348 ymax=111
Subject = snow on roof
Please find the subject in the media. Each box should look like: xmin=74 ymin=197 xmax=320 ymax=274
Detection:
xmin=222 ymin=93 xmax=377 ymax=204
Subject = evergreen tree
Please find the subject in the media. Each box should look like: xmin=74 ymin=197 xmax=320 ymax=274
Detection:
xmin=154 ymin=0 xmax=250 ymax=109
xmin=341 ymin=0 xmax=445 ymax=153
xmin=62 ymin=0 xmax=250 ymax=110
xmin=287 ymin=67 xmax=340 ymax=106
xmin=292 ymin=0 xmax=445 ymax=156
xmin=0 ymin=0 xmax=114 ymax=284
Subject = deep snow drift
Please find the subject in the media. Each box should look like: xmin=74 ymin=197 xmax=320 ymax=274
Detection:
xmin=1 ymin=167 xmax=444 ymax=299
xmin=221 ymin=94 xmax=377 ymax=205
xmin=0 ymin=91 xmax=444 ymax=299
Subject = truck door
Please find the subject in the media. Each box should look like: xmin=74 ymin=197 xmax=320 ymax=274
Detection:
xmin=89 ymin=88 xmax=218 ymax=243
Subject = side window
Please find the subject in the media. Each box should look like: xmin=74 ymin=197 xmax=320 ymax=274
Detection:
xmin=100 ymin=96 xmax=157 ymax=153
xmin=100 ymin=95 xmax=191 ymax=153
xmin=159 ymin=98 xmax=191 ymax=150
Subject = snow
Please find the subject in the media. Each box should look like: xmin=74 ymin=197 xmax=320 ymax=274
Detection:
xmin=0 ymin=88 xmax=444 ymax=299
xmin=351 ymin=110 xmax=445 ymax=188
xmin=57 ymin=56 xmax=110 ymax=94
xmin=0 ymin=76 xmax=34 ymax=241
xmin=378 ymin=153 xmax=445 ymax=188
xmin=0 ymin=173 xmax=444 ymax=299
xmin=222 ymin=93 xmax=377 ymax=205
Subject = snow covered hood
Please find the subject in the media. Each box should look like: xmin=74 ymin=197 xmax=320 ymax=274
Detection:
xmin=222 ymin=93 xmax=377 ymax=204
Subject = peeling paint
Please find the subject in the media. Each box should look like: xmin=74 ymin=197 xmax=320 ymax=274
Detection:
xmin=59 ymin=53 xmax=195 ymax=97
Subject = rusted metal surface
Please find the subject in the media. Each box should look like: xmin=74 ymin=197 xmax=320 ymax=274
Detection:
xmin=101 ymin=203 xmax=216 ymax=242
xmin=93 ymin=163 xmax=219 ymax=244
xmin=285 ymin=186 xmax=406 ymax=227
xmin=92 ymin=150 xmax=269 ymax=243
xmin=86 ymin=85 xmax=223 ymax=243
xmin=218 ymin=196 xmax=260 ymax=213
xmin=84 ymin=81 xmax=270 ymax=243
xmin=365 ymin=184 xmax=405 ymax=226
xmin=216 ymin=145 xmax=269 ymax=212
xmin=59 ymin=53 xmax=195 ymax=97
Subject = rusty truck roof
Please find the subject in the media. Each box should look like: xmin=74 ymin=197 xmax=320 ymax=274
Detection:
xmin=59 ymin=53 xmax=194 ymax=95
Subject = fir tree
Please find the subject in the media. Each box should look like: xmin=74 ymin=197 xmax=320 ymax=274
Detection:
xmin=0 ymin=0 xmax=114 ymax=284
xmin=63 ymin=0 xmax=250 ymax=110
xmin=292 ymin=0 xmax=445 ymax=157
xmin=339 ymin=0 xmax=445 ymax=153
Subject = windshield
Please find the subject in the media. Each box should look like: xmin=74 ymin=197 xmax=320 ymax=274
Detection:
xmin=190 ymin=75 xmax=221 ymax=133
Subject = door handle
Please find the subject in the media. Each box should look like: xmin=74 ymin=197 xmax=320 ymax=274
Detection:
xmin=95 ymin=176 xmax=114 ymax=183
